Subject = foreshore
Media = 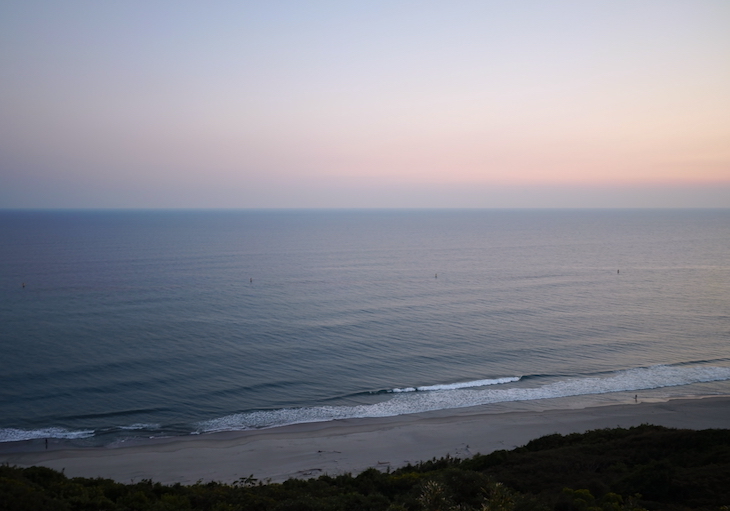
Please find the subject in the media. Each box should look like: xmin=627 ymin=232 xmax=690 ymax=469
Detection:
xmin=2 ymin=396 xmax=729 ymax=485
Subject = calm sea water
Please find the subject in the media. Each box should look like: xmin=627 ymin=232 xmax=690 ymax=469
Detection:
xmin=1 ymin=209 xmax=729 ymax=445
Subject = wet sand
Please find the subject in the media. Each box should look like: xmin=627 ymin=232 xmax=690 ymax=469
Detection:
xmin=2 ymin=396 xmax=729 ymax=484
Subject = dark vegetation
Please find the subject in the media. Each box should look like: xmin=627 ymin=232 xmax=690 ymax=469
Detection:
xmin=2 ymin=425 xmax=730 ymax=511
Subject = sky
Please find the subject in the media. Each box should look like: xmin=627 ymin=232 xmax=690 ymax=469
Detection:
xmin=1 ymin=1 xmax=729 ymax=208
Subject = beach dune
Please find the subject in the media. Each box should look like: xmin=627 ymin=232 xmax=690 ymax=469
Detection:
xmin=2 ymin=397 xmax=729 ymax=485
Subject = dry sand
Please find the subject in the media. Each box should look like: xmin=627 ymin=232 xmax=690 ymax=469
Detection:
xmin=2 ymin=396 xmax=729 ymax=485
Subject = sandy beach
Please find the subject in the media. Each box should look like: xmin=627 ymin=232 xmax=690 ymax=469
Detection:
xmin=2 ymin=396 xmax=729 ymax=485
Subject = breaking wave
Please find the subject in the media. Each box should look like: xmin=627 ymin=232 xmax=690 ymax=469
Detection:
xmin=196 ymin=364 xmax=730 ymax=433
xmin=388 ymin=376 xmax=521 ymax=393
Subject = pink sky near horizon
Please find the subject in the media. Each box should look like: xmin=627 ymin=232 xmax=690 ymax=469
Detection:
xmin=1 ymin=1 xmax=729 ymax=208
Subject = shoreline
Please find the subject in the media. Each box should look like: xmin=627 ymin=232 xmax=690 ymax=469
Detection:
xmin=2 ymin=395 xmax=729 ymax=485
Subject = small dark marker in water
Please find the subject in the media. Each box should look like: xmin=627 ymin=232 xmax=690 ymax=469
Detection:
xmin=21 ymin=282 xmax=25 ymax=288
xmin=250 ymin=277 xmax=253 ymax=283
xmin=435 ymin=273 xmax=437 ymax=278
xmin=617 ymin=270 xmax=619 ymax=274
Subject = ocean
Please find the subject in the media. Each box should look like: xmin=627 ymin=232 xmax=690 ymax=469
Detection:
xmin=1 ymin=209 xmax=729 ymax=446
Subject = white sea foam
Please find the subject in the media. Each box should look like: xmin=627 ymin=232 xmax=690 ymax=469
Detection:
xmin=118 ymin=423 xmax=161 ymax=431
xmin=390 ymin=376 xmax=521 ymax=393
xmin=196 ymin=365 xmax=730 ymax=433
xmin=0 ymin=427 xmax=95 ymax=443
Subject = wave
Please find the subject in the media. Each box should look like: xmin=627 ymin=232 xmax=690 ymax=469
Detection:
xmin=196 ymin=364 xmax=730 ymax=433
xmin=0 ymin=423 xmax=162 ymax=444
xmin=388 ymin=376 xmax=521 ymax=393
xmin=4 ymin=364 xmax=729 ymax=443
xmin=0 ymin=427 xmax=95 ymax=443
xmin=117 ymin=423 xmax=162 ymax=431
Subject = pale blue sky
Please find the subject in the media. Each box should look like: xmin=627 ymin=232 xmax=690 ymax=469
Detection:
xmin=1 ymin=1 xmax=729 ymax=208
